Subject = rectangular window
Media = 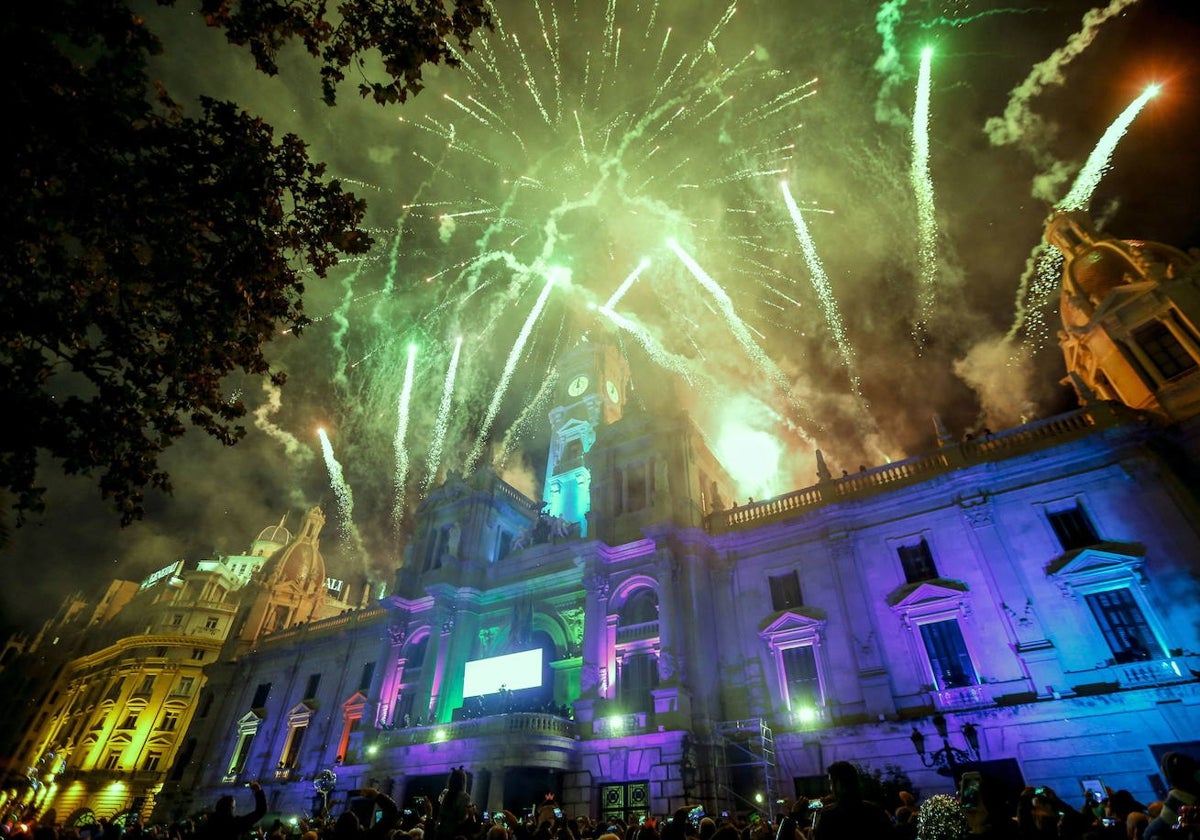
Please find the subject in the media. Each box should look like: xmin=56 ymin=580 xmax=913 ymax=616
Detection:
xmin=282 ymin=724 xmax=307 ymax=768
xmin=121 ymin=712 xmax=139 ymax=729
xmin=136 ymin=675 xmax=156 ymax=696
xmin=1085 ymin=588 xmax=1162 ymax=664
xmin=627 ymin=465 xmax=647 ymax=511
xmin=899 ymin=539 xmax=938 ymax=583
xmin=174 ymin=676 xmax=195 ymax=697
xmin=1133 ymin=320 xmax=1197 ymax=380
xmin=919 ymin=619 xmax=977 ymax=690
xmin=358 ymin=662 xmax=376 ymax=694
xmin=1047 ymin=505 xmax=1099 ymax=551
xmin=143 ymin=751 xmax=162 ymax=772
xmin=304 ymin=674 xmax=321 ymax=700
xmin=230 ymin=732 xmax=255 ymax=774
xmin=191 ymin=648 xmax=205 ymax=661
xmin=618 ymin=652 xmax=659 ymax=713
xmin=251 ymin=683 xmax=272 ymax=709
xmin=781 ymin=645 xmax=821 ymax=709
xmin=204 ymin=617 xmax=219 ymax=630
xmin=171 ymin=614 xmax=183 ymax=626
xmin=103 ymin=678 xmax=125 ymax=703
xmin=103 ymin=750 xmax=122 ymax=770
xmin=768 ymin=571 xmax=803 ymax=611
xmin=160 ymin=711 xmax=179 ymax=731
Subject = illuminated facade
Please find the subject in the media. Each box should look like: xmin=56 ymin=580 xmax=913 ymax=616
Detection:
xmin=9 ymin=213 xmax=1200 ymax=828
xmin=0 ymin=510 xmax=369 ymax=825
xmin=154 ymin=212 xmax=1200 ymax=826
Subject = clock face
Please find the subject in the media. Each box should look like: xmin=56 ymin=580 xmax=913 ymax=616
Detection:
xmin=567 ymin=374 xmax=589 ymax=397
xmin=606 ymin=380 xmax=620 ymax=403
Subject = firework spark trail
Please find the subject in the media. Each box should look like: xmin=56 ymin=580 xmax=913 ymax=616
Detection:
xmin=667 ymin=238 xmax=816 ymax=436
xmin=910 ymin=46 xmax=940 ymax=335
xmin=390 ymin=344 xmax=418 ymax=535
xmin=498 ymin=368 xmax=559 ymax=469
xmin=463 ymin=274 xmax=559 ymax=474
xmin=604 ymin=257 xmax=652 ymax=309
xmin=330 ymin=0 xmax=820 ymax=500
xmin=1007 ymin=84 xmax=1160 ymax=346
xmin=1058 ymin=84 xmax=1159 ymax=213
xmin=423 ymin=336 xmax=464 ymax=494
xmin=984 ymin=0 xmax=1142 ymax=200
xmin=318 ymin=428 xmax=364 ymax=554
xmin=598 ymin=304 xmax=698 ymax=388
xmin=779 ymin=182 xmax=862 ymax=399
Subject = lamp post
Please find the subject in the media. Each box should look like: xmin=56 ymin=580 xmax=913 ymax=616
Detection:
xmin=909 ymin=713 xmax=980 ymax=778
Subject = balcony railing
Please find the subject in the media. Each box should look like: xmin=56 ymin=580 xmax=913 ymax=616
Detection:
xmin=706 ymin=405 xmax=1124 ymax=534
xmin=377 ymin=712 xmax=578 ymax=747
xmin=592 ymin=712 xmax=647 ymax=737
xmin=616 ymin=620 xmax=659 ymax=644
xmin=1084 ymin=656 xmax=1200 ymax=691
xmin=932 ymin=685 xmax=990 ymax=712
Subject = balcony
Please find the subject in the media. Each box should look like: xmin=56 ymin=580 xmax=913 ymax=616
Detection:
xmin=1071 ymin=655 xmax=1200 ymax=694
xmin=615 ymin=620 xmax=659 ymax=644
xmin=377 ymin=712 xmax=578 ymax=747
xmin=592 ymin=712 xmax=648 ymax=737
xmin=931 ymin=685 xmax=990 ymax=712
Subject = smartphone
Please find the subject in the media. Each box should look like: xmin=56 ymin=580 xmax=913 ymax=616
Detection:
xmin=554 ymin=808 xmax=563 ymax=819
xmin=482 ymin=812 xmax=490 ymax=821
xmin=720 ymin=812 xmax=729 ymax=819
xmin=1081 ymin=779 xmax=1105 ymax=804
xmin=960 ymin=772 xmax=982 ymax=809
xmin=808 ymin=800 xmax=823 ymax=811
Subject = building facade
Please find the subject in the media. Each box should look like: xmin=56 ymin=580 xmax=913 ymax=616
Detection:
xmin=7 ymin=211 xmax=1200 ymax=828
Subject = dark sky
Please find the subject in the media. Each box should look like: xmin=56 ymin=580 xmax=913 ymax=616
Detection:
xmin=4 ymin=0 xmax=1199 ymax=632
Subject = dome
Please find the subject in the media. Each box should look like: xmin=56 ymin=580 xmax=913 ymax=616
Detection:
xmin=250 ymin=514 xmax=292 ymax=557
xmin=1047 ymin=211 xmax=1197 ymax=328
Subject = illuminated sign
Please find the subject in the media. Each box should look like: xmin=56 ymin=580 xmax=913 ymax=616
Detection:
xmin=139 ymin=560 xmax=183 ymax=590
xmin=462 ymin=649 xmax=543 ymax=697
xmin=325 ymin=577 xmax=344 ymax=593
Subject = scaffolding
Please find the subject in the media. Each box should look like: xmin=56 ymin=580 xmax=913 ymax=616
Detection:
xmin=713 ymin=718 xmax=779 ymax=817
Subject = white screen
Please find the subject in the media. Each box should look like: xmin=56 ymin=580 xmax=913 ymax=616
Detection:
xmin=462 ymin=649 xmax=543 ymax=697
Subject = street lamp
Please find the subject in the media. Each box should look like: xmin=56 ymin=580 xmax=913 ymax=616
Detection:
xmin=910 ymin=713 xmax=980 ymax=777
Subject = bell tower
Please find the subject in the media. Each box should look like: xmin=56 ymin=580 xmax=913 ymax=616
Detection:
xmin=543 ymin=341 xmax=631 ymax=536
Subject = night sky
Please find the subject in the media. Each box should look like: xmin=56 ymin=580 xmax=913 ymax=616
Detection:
xmin=4 ymin=0 xmax=1199 ymax=633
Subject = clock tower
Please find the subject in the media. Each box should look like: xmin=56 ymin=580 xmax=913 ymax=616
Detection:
xmin=543 ymin=341 xmax=630 ymax=536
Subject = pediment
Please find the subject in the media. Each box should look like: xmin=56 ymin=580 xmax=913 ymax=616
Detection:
xmin=758 ymin=608 xmax=827 ymax=636
xmin=341 ymin=691 xmax=368 ymax=712
xmin=286 ymin=701 xmax=317 ymax=723
xmin=1046 ymin=543 xmax=1145 ymax=578
xmin=237 ymin=709 xmax=265 ymax=726
xmin=887 ymin=578 xmax=968 ymax=609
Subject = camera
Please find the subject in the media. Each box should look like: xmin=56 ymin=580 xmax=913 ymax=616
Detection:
xmin=808 ymin=800 xmax=824 ymax=811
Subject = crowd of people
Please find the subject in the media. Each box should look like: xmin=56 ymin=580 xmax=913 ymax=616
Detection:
xmin=2 ymin=751 xmax=1197 ymax=840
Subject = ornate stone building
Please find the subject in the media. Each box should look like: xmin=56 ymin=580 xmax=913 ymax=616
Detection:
xmin=6 ymin=211 xmax=1200 ymax=829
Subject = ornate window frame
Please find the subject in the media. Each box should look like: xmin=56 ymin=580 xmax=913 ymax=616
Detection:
xmin=1047 ymin=545 xmax=1167 ymax=664
xmin=758 ymin=610 xmax=828 ymax=721
xmin=889 ymin=581 xmax=981 ymax=693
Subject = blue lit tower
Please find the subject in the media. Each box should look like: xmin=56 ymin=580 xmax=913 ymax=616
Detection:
xmin=542 ymin=342 xmax=630 ymax=536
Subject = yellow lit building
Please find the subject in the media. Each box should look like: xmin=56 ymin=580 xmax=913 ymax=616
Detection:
xmin=1 ymin=509 xmax=366 ymax=826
